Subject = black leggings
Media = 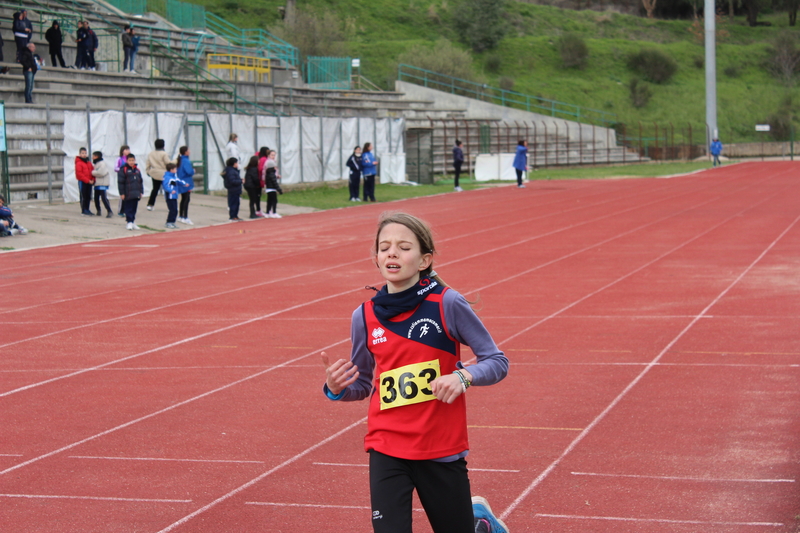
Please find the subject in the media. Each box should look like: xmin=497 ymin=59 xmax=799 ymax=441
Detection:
xmin=246 ymin=186 xmax=262 ymax=216
xmin=454 ymin=162 xmax=462 ymax=187
xmin=515 ymin=168 xmax=523 ymax=186
xmin=94 ymin=189 xmax=111 ymax=213
xmin=266 ymin=191 xmax=278 ymax=214
xmin=147 ymin=179 xmax=162 ymax=207
xmin=179 ymin=192 xmax=191 ymax=218
xmin=368 ymin=450 xmax=473 ymax=533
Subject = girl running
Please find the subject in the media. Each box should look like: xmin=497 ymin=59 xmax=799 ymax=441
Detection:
xmin=322 ymin=212 xmax=509 ymax=533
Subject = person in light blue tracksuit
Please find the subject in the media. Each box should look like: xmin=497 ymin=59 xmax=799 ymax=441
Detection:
xmin=512 ymin=140 xmax=528 ymax=189
xmin=361 ymin=142 xmax=378 ymax=202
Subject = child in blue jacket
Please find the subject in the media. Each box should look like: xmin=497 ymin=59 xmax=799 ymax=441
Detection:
xmin=222 ymin=157 xmax=243 ymax=221
xmin=0 ymin=194 xmax=28 ymax=236
xmin=361 ymin=142 xmax=378 ymax=202
xmin=162 ymin=163 xmax=187 ymax=229
xmin=176 ymin=146 xmax=195 ymax=225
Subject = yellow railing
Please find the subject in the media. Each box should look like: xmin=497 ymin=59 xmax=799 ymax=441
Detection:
xmin=207 ymin=54 xmax=272 ymax=83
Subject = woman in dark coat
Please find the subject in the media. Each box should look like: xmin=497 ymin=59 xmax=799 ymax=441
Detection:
xmin=45 ymin=21 xmax=66 ymax=68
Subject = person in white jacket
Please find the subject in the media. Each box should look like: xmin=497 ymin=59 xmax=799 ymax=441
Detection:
xmin=226 ymin=133 xmax=241 ymax=164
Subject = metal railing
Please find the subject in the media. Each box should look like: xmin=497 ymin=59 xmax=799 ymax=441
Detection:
xmin=398 ymin=64 xmax=617 ymax=127
xmin=207 ymin=53 xmax=271 ymax=83
xmin=205 ymin=12 xmax=298 ymax=67
xmin=305 ymin=56 xmax=351 ymax=90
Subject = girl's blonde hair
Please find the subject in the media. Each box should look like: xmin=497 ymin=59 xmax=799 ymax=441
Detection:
xmin=374 ymin=212 xmax=448 ymax=288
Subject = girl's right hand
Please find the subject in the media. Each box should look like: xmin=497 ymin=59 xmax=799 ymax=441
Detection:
xmin=321 ymin=352 xmax=359 ymax=395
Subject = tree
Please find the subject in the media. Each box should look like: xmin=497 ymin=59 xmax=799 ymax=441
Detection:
xmin=642 ymin=0 xmax=657 ymax=18
xmin=454 ymin=0 xmax=507 ymax=53
xmin=744 ymin=0 xmax=760 ymax=26
xmin=788 ymin=0 xmax=799 ymax=26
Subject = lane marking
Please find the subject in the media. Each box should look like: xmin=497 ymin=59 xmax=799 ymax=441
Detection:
xmin=500 ymin=209 xmax=800 ymax=521
xmin=156 ymin=417 xmax=367 ymax=533
xmin=0 ymin=338 xmax=350 ymax=475
xmin=571 ymin=472 xmax=795 ymax=483
xmin=0 ymin=454 xmax=23 ymax=457
xmin=81 ymin=244 xmax=160 ymax=248
xmin=69 ymin=456 xmax=266 ymax=464
xmin=0 ymin=493 xmax=191 ymax=503
xmin=678 ymin=350 xmax=800 ymax=356
xmin=535 ymin=514 xmax=784 ymax=527
xmin=469 ymin=425 xmax=583 ymax=431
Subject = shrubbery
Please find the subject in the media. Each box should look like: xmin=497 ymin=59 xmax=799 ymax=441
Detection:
xmin=766 ymin=31 xmax=800 ymax=85
xmin=629 ymin=77 xmax=652 ymax=108
xmin=397 ymin=39 xmax=480 ymax=82
xmin=454 ymin=0 xmax=507 ymax=53
xmin=626 ymin=48 xmax=678 ymax=84
xmin=557 ymin=33 xmax=589 ymax=69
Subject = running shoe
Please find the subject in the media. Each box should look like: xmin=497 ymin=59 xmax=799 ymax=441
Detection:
xmin=474 ymin=518 xmax=491 ymax=533
xmin=126 ymin=222 xmax=133 ymax=231
xmin=147 ymin=205 xmax=154 ymax=211
xmin=472 ymin=497 xmax=508 ymax=533
xmin=165 ymin=223 xmax=178 ymax=229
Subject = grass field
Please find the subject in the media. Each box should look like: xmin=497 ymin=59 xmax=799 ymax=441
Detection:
xmin=279 ymin=160 xmax=715 ymax=210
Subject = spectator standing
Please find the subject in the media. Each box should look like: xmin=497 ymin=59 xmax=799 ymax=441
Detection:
xmin=176 ymin=146 xmax=195 ymax=225
xmin=161 ymin=163 xmax=186 ymax=229
xmin=129 ymin=28 xmax=140 ymax=73
xmin=222 ymin=157 xmax=243 ymax=221
xmin=512 ymin=139 xmax=528 ymax=189
xmin=75 ymin=147 xmax=94 ymax=216
xmin=262 ymin=150 xmax=283 ymax=218
xmin=0 ymin=194 xmax=28 ymax=236
xmin=710 ymin=138 xmax=723 ymax=167
xmin=346 ymin=145 xmax=362 ymax=202
xmin=226 ymin=133 xmax=241 ymax=164
xmin=121 ymin=26 xmax=133 ymax=72
xmin=85 ymin=21 xmax=98 ymax=71
xmin=361 ymin=142 xmax=378 ymax=202
xmin=256 ymin=146 xmax=270 ymax=178
xmin=13 ymin=10 xmax=32 ymax=63
xmin=114 ymin=145 xmax=130 ymax=217
xmin=118 ymin=153 xmax=144 ymax=230
xmin=243 ymin=155 xmax=265 ymax=219
xmin=45 ymin=21 xmax=66 ymax=68
xmin=91 ymin=151 xmax=113 ymax=217
xmin=19 ymin=42 xmax=37 ymax=104
xmin=74 ymin=20 xmax=88 ymax=69
xmin=145 ymin=139 xmax=171 ymax=210
xmin=452 ymin=140 xmax=464 ymax=192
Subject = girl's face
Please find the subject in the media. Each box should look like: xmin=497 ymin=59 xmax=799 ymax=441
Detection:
xmin=269 ymin=151 xmax=277 ymax=160
xmin=355 ymin=148 xmax=362 ymax=156
xmin=185 ymin=148 xmax=191 ymax=157
xmin=376 ymin=223 xmax=432 ymax=294
xmin=123 ymin=149 xmax=130 ymax=157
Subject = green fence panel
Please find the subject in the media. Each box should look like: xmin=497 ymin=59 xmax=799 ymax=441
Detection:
xmin=305 ymin=56 xmax=351 ymax=90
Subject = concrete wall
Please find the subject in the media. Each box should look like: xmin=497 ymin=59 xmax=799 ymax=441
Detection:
xmin=395 ymin=80 xmax=616 ymax=148
xmin=724 ymin=142 xmax=796 ymax=158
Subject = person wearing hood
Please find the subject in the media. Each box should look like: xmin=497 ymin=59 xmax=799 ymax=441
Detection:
xmin=75 ymin=147 xmax=94 ymax=216
xmin=45 ymin=21 xmax=66 ymax=68
xmin=222 ymin=157 xmax=243 ymax=221
xmin=710 ymin=138 xmax=723 ymax=167
xmin=512 ymin=140 xmax=528 ymax=189
xmin=91 ymin=151 xmax=113 ymax=217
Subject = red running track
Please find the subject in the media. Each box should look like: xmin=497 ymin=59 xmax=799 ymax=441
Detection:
xmin=1 ymin=162 xmax=798 ymax=533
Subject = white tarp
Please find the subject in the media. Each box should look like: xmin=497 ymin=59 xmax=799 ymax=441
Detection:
xmin=474 ymin=153 xmax=523 ymax=181
xmin=62 ymin=111 xmax=406 ymax=196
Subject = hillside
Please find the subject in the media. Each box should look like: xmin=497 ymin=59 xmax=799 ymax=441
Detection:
xmin=195 ymin=0 xmax=794 ymax=142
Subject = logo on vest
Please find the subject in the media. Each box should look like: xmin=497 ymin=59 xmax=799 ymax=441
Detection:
xmin=372 ymin=327 xmax=387 ymax=345
xmin=408 ymin=318 xmax=442 ymax=339
xmin=416 ymin=279 xmax=438 ymax=296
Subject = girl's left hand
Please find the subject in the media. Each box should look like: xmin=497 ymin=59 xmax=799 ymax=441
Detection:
xmin=431 ymin=370 xmax=471 ymax=404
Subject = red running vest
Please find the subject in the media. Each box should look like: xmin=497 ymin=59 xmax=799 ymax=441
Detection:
xmin=362 ymin=284 xmax=469 ymax=460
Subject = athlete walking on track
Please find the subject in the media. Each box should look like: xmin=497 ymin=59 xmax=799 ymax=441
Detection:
xmin=322 ymin=212 xmax=510 ymax=533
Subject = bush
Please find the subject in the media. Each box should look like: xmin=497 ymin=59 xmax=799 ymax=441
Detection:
xmin=499 ymin=76 xmax=515 ymax=91
xmin=766 ymin=31 xmax=800 ymax=85
xmin=626 ymin=48 xmax=678 ymax=84
xmin=723 ymin=65 xmax=740 ymax=77
xmin=693 ymin=56 xmax=704 ymax=69
xmin=556 ymin=33 xmax=589 ymax=69
xmin=485 ymin=53 xmax=502 ymax=74
xmin=269 ymin=6 xmax=351 ymax=61
xmin=454 ymin=0 xmax=507 ymax=53
xmin=767 ymin=95 xmax=796 ymax=140
xmin=629 ymin=77 xmax=652 ymax=108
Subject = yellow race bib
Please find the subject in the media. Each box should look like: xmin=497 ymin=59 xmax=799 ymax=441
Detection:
xmin=379 ymin=359 xmax=441 ymax=410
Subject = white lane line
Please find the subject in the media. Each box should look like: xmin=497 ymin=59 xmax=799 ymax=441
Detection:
xmin=470 ymin=468 xmax=521 ymax=473
xmin=571 ymin=472 xmax=795 ymax=483
xmin=69 ymin=456 xmax=266 ymax=464
xmin=155 ymin=417 xmax=368 ymax=533
xmin=0 ymin=493 xmax=191 ymax=503
xmin=500 ymin=211 xmax=800 ymax=521
xmin=0 ymin=454 xmax=23 ymax=457
xmin=81 ymin=244 xmax=160 ymax=248
xmin=245 ymin=502 xmax=371 ymax=510
xmin=535 ymin=514 xmax=784 ymax=527
xmin=0 ymin=337 xmax=349 ymax=476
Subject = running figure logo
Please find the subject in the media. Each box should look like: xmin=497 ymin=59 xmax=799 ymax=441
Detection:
xmin=419 ymin=323 xmax=430 ymax=337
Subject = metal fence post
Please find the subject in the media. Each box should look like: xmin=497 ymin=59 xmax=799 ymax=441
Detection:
xmin=46 ymin=103 xmax=52 ymax=204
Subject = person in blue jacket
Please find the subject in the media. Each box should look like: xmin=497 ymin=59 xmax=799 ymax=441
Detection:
xmin=512 ymin=140 xmax=528 ymax=189
xmin=162 ymin=163 xmax=187 ymax=229
xmin=222 ymin=157 xmax=243 ymax=221
xmin=710 ymin=138 xmax=723 ymax=167
xmin=453 ymin=140 xmax=464 ymax=192
xmin=361 ymin=142 xmax=378 ymax=202
xmin=346 ymin=145 xmax=362 ymax=202
xmin=176 ymin=146 xmax=195 ymax=225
